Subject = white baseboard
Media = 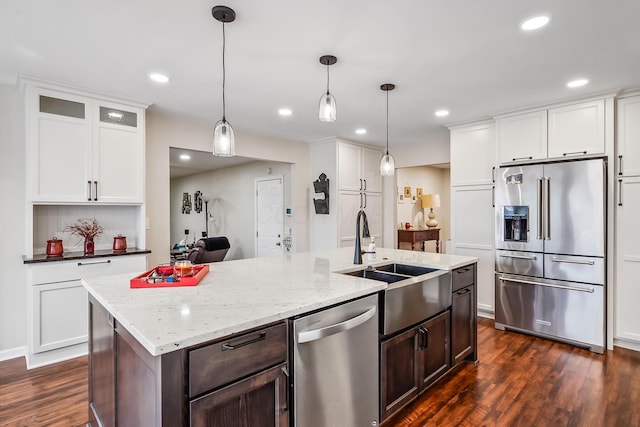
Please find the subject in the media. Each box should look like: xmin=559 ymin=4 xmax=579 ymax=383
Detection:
xmin=0 ymin=346 xmax=26 ymax=362
xmin=614 ymin=338 xmax=640 ymax=353
xmin=478 ymin=308 xmax=495 ymax=320
xmin=25 ymin=343 xmax=87 ymax=370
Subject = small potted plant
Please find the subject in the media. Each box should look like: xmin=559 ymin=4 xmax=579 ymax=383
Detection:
xmin=65 ymin=218 xmax=104 ymax=255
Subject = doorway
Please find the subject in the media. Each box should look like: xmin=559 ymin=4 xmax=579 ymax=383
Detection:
xmin=255 ymin=176 xmax=284 ymax=257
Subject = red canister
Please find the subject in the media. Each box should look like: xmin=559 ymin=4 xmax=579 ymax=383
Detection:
xmin=113 ymin=234 xmax=127 ymax=251
xmin=46 ymin=238 xmax=64 ymax=256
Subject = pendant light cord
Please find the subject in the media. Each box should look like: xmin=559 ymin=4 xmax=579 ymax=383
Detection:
xmin=385 ymin=90 xmax=389 ymax=155
xmin=326 ymin=64 xmax=330 ymax=95
xmin=222 ymin=22 xmax=227 ymax=121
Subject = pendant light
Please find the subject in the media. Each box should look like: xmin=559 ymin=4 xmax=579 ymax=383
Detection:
xmin=318 ymin=55 xmax=337 ymax=122
xmin=380 ymin=83 xmax=396 ymax=176
xmin=212 ymin=6 xmax=236 ymax=157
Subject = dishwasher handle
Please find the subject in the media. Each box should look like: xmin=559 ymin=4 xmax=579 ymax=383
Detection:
xmin=297 ymin=306 xmax=377 ymax=344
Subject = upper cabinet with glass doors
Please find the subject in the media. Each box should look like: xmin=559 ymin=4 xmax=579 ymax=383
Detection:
xmin=24 ymin=80 xmax=147 ymax=204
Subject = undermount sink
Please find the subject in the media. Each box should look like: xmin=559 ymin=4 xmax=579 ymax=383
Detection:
xmin=340 ymin=263 xmax=440 ymax=284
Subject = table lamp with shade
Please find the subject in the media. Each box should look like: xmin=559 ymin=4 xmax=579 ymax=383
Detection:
xmin=421 ymin=194 xmax=441 ymax=228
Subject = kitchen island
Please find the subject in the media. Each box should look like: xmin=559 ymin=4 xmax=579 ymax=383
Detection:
xmin=82 ymin=247 xmax=477 ymax=426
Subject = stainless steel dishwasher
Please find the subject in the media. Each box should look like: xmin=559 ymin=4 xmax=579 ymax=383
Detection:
xmin=292 ymin=293 xmax=379 ymax=427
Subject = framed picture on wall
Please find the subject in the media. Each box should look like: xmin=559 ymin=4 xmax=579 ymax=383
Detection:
xmin=398 ymin=193 xmax=405 ymax=204
xmin=417 ymin=187 xmax=423 ymax=197
xmin=404 ymin=187 xmax=411 ymax=198
xmin=411 ymin=194 xmax=417 ymax=204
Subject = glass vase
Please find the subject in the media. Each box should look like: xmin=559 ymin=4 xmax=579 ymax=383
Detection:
xmin=84 ymin=237 xmax=95 ymax=255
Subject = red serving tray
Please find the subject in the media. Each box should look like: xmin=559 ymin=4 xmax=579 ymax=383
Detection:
xmin=130 ymin=264 xmax=209 ymax=288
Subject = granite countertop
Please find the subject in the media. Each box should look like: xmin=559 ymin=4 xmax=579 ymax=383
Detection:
xmin=23 ymin=247 xmax=151 ymax=264
xmin=81 ymin=247 xmax=477 ymax=356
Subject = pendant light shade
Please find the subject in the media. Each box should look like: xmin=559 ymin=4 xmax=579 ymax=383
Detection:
xmin=318 ymin=55 xmax=337 ymax=122
xmin=380 ymin=83 xmax=396 ymax=176
xmin=213 ymin=118 xmax=235 ymax=156
xmin=212 ymin=6 xmax=236 ymax=157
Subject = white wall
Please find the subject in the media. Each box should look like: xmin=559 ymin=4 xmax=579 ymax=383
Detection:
xmin=146 ymin=109 xmax=310 ymax=268
xmin=395 ymin=166 xmax=450 ymax=253
xmin=170 ymin=160 xmax=293 ymax=260
xmin=0 ymin=83 xmax=27 ymax=357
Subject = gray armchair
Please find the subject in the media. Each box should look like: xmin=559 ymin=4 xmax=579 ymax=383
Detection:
xmin=188 ymin=237 xmax=230 ymax=264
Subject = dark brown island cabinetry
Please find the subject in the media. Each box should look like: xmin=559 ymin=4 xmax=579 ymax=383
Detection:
xmin=88 ymin=295 xmax=288 ymax=427
xmin=451 ymin=264 xmax=478 ymax=366
xmin=380 ymin=311 xmax=451 ymax=420
xmin=380 ymin=262 xmax=478 ymax=422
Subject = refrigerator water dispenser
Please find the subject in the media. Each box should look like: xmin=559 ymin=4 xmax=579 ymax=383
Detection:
xmin=503 ymin=206 xmax=529 ymax=242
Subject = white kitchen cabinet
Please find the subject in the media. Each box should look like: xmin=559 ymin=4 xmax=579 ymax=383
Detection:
xmin=449 ymin=121 xmax=496 ymax=186
xmin=337 ymin=141 xmax=382 ymax=192
xmin=26 ymin=254 xmax=147 ymax=368
xmin=24 ymin=80 xmax=146 ymax=204
xmin=450 ymin=185 xmax=494 ymax=316
xmin=338 ymin=190 xmax=382 ymax=247
xmin=494 ymin=98 xmax=607 ymax=165
xmin=616 ymin=95 xmax=640 ymax=177
xmin=615 ymin=176 xmax=640 ymax=346
xmin=547 ymin=99 xmax=605 ymax=159
xmin=496 ymin=110 xmax=547 ymax=164
xmin=310 ymin=139 xmax=383 ymax=250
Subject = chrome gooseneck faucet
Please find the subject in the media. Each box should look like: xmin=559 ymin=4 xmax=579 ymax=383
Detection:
xmin=354 ymin=209 xmax=371 ymax=264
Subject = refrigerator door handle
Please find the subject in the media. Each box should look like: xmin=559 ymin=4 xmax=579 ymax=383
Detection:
xmin=544 ymin=177 xmax=551 ymax=240
xmin=551 ymin=256 xmax=595 ymax=265
xmin=499 ymin=276 xmax=595 ymax=293
xmin=537 ymin=178 xmax=543 ymax=240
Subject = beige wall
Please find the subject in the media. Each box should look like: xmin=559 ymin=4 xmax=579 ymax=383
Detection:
xmin=381 ymin=130 xmax=451 ymax=248
xmin=0 ymin=84 xmax=27 ymax=355
xmin=170 ymin=160 xmax=293 ymax=260
xmin=146 ymin=109 xmax=310 ymax=267
xmin=395 ymin=166 xmax=450 ymax=252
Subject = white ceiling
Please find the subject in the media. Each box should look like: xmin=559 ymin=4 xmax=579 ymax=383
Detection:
xmin=169 ymin=148 xmax=256 ymax=177
xmin=2 ymin=0 xmax=640 ymax=153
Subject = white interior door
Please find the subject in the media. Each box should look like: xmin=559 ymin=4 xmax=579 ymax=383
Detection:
xmin=256 ymin=176 xmax=284 ymax=257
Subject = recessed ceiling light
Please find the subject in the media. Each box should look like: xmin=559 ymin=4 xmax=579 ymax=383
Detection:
xmin=355 ymin=128 xmax=367 ymax=135
xmin=521 ymin=16 xmax=550 ymax=31
xmin=179 ymin=154 xmax=191 ymax=161
xmin=278 ymin=108 xmax=292 ymax=116
xmin=149 ymin=73 xmax=170 ymax=83
xmin=567 ymin=78 xmax=589 ymax=88
xmin=435 ymin=110 xmax=449 ymax=117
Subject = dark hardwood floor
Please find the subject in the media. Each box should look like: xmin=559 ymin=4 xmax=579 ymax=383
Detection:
xmin=1 ymin=319 xmax=639 ymax=426
xmin=387 ymin=318 xmax=640 ymax=427
xmin=0 ymin=355 xmax=87 ymax=426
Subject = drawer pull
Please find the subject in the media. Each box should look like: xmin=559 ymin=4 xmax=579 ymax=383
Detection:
xmin=499 ymin=253 xmax=537 ymax=260
xmin=221 ymin=331 xmax=266 ymax=351
xmin=456 ymin=268 xmax=470 ymax=273
xmin=456 ymin=288 xmax=471 ymax=295
xmin=78 ymin=259 xmax=111 ymax=266
xmin=551 ymin=257 xmax=595 ymax=265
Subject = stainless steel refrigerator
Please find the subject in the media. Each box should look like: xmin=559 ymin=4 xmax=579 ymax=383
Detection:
xmin=494 ymin=158 xmax=606 ymax=353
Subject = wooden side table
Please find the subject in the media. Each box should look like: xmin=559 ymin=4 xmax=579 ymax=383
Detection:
xmin=397 ymin=228 xmax=440 ymax=253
